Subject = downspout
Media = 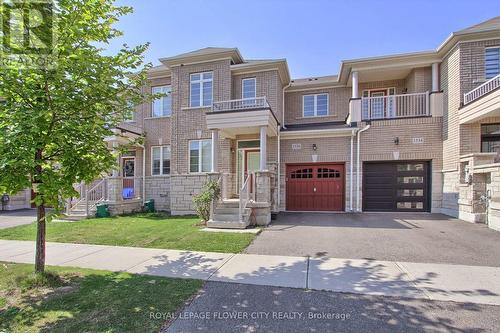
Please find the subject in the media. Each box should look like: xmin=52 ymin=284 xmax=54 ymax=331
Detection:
xmin=277 ymin=126 xmax=281 ymax=209
xmin=282 ymin=83 xmax=291 ymax=129
xmin=139 ymin=144 xmax=146 ymax=205
xmin=278 ymin=82 xmax=291 ymax=208
xmin=356 ymin=124 xmax=370 ymax=212
xmin=349 ymin=129 xmax=356 ymax=212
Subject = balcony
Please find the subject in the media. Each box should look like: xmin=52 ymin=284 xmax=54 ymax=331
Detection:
xmin=464 ymin=74 xmax=500 ymax=105
xmin=361 ymin=92 xmax=430 ymax=121
xmin=460 ymin=74 xmax=500 ymax=124
xmin=206 ymin=97 xmax=278 ymax=138
xmin=212 ymin=97 xmax=270 ymax=112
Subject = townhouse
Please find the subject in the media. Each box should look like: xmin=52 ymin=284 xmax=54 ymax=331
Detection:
xmin=7 ymin=17 xmax=500 ymax=231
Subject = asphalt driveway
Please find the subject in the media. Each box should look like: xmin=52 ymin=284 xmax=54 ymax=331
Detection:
xmin=0 ymin=209 xmax=37 ymax=229
xmin=245 ymin=213 xmax=500 ymax=267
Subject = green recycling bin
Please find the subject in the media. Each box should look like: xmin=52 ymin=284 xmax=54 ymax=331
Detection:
xmin=95 ymin=203 xmax=110 ymax=218
xmin=143 ymin=199 xmax=155 ymax=213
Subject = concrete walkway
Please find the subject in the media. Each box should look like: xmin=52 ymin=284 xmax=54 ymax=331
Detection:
xmin=1 ymin=239 xmax=499 ymax=306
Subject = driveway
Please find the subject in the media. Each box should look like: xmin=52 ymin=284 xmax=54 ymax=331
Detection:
xmin=0 ymin=209 xmax=37 ymax=229
xmin=245 ymin=213 xmax=500 ymax=267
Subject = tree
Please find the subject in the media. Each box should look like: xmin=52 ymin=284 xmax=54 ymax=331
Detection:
xmin=0 ymin=0 xmax=151 ymax=273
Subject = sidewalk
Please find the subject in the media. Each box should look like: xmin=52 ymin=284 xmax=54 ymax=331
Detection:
xmin=1 ymin=239 xmax=499 ymax=305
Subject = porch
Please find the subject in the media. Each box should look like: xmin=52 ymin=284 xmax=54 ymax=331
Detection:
xmin=205 ymin=97 xmax=280 ymax=229
xmin=65 ymin=125 xmax=146 ymax=218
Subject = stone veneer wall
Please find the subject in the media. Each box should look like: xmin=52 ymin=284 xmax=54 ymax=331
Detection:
xmin=170 ymin=173 xmax=218 ymax=215
xmin=2 ymin=190 xmax=31 ymax=211
xmin=145 ymin=176 xmax=170 ymax=211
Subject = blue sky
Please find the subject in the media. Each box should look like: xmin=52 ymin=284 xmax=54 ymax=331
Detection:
xmin=110 ymin=0 xmax=500 ymax=78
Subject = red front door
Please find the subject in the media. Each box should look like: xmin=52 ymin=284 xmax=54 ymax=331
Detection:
xmin=286 ymin=163 xmax=345 ymax=211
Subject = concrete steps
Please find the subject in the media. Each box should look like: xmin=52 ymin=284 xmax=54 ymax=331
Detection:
xmin=207 ymin=199 xmax=251 ymax=229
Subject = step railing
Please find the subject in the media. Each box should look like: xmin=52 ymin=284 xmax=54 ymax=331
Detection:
xmin=68 ymin=179 xmax=106 ymax=216
xmin=362 ymin=92 xmax=430 ymax=120
xmin=463 ymin=73 xmax=500 ymax=105
xmin=239 ymin=173 xmax=254 ymax=222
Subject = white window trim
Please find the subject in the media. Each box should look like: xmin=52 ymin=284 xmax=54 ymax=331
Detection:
xmin=190 ymin=72 xmax=214 ymax=107
xmin=188 ymin=139 xmax=212 ymax=174
xmin=151 ymin=85 xmax=172 ymax=118
xmin=151 ymin=145 xmax=171 ymax=176
xmin=241 ymin=77 xmax=257 ymax=99
xmin=302 ymin=93 xmax=329 ymax=117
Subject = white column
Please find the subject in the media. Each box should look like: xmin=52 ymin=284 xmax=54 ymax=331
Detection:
xmin=211 ymin=130 xmax=219 ymax=173
xmin=260 ymin=126 xmax=267 ymax=171
xmin=352 ymin=71 xmax=359 ymax=98
xmin=432 ymin=63 xmax=440 ymax=92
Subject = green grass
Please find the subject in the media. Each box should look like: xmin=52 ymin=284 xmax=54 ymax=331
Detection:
xmin=0 ymin=213 xmax=255 ymax=253
xmin=0 ymin=261 xmax=202 ymax=333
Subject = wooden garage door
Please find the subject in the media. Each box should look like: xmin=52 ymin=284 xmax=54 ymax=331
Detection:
xmin=363 ymin=161 xmax=430 ymax=212
xmin=286 ymin=164 xmax=344 ymax=211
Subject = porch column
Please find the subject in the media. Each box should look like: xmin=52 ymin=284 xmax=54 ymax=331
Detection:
xmin=432 ymin=63 xmax=440 ymax=92
xmin=211 ymin=130 xmax=219 ymax=173
xmin=260 ymin=126 xmax=267 ymax=171
xmin=352 ymin=71 xmax=359 ymax=98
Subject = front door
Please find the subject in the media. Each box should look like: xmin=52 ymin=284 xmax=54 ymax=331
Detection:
xmin=122 ymin=158 xmax=135 ymax=199
xmin=242 ymin=150 xmax=260 ymax=193
xmin=370 ymin=90 xmax=386 ymax=119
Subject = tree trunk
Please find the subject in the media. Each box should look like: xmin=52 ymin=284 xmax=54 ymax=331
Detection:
xmin=35 ymin=203 xmax=46 ymax=273
xmin=34 ymin=148 xmax=45 ymax=273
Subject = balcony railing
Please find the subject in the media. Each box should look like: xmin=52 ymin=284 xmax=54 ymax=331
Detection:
xmin=362 ymin=92 xmax=430 ymax=120
xmin=464 ymin=73 xmax=500 ymax=105
xmin=212 ymin=97 xmax=270 ymax=112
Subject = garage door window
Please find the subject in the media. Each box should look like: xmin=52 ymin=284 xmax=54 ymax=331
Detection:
xmin=397 ymin=189 xmax=424 ymax=197
xmin=290 ymin=168 xmax=313 ymax=179
xmin=317 ymin=168 xmax=341 ymax=178
xmin=397 ymin=163 xmax=424 ymax=171
xmin=397 ymin=202 xmax=423 ymax=209
xmin=397 ymin=176 xmax=424 ymax=184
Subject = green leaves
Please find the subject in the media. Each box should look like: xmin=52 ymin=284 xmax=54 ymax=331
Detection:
xmin=0 ymin=0 xmax=151 ymax=212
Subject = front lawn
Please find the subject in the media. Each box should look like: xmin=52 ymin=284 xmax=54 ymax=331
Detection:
xmin=0 ymin=262 xmax=202 ymax=332
xmin=0 ymin=214 xmax=255 ymax=253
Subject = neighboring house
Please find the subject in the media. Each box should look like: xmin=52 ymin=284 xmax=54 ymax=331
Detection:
xmin=13 ymin=17 xmax=500 ymax=231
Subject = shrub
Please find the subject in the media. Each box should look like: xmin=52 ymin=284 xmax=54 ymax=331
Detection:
xmin=192 ymin=179 xmax=221 ymax=223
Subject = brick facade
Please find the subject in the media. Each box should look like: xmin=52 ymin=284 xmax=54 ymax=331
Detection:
xmin=97 ymin=23 xmax=499 ymax=226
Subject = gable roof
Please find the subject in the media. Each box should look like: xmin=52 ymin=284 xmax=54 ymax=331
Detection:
xmin=455 ymin=16 xmax=500 ymax=35
xmin=160 ymin=47 xmax=244 ymax=67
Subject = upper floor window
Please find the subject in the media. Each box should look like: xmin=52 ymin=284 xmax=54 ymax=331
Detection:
xmin=152 ymin=85 xmax=172 ymax=117
xmin=485 ymin=47 xmax=500 ymax=80
xmin=303 ymin=93 xmax=328 ymax=117
xmin=152 ymin=146 xmax=171 ymax=175
xmin=242 ymin=78 xmax=256 ymax=99
xmin=189 ymin=139 xmax=212 ymax=173
xmin=190 ymin=72 xmax=213 ymax=107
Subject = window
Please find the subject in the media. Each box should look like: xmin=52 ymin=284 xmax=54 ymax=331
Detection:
xmin=189 ymin=140 xmax=212 ymax=173
xmin=152 ymin=86 xmax=172 ymax=117
xmin=317 ymin=168 xmax=341 ymax=178
xmin=290 ymin=168 xmax=313 ymax=179
xmin=485 ymin=47 xmax=500 ymax=80
xmin=190 ymin=72 xmax=213 ymax=107
xmin=481 ymin=123 xmax=500 ymax=152
xmin=242 ymin=78 xmax=256 ymax=99
xmin=152 ymin=146 xmax=171 ymax=175
xmin=397 ymin=164 xmax=424 ymax=172
xmin=303 ymin=94 xmax=328 ymax=117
